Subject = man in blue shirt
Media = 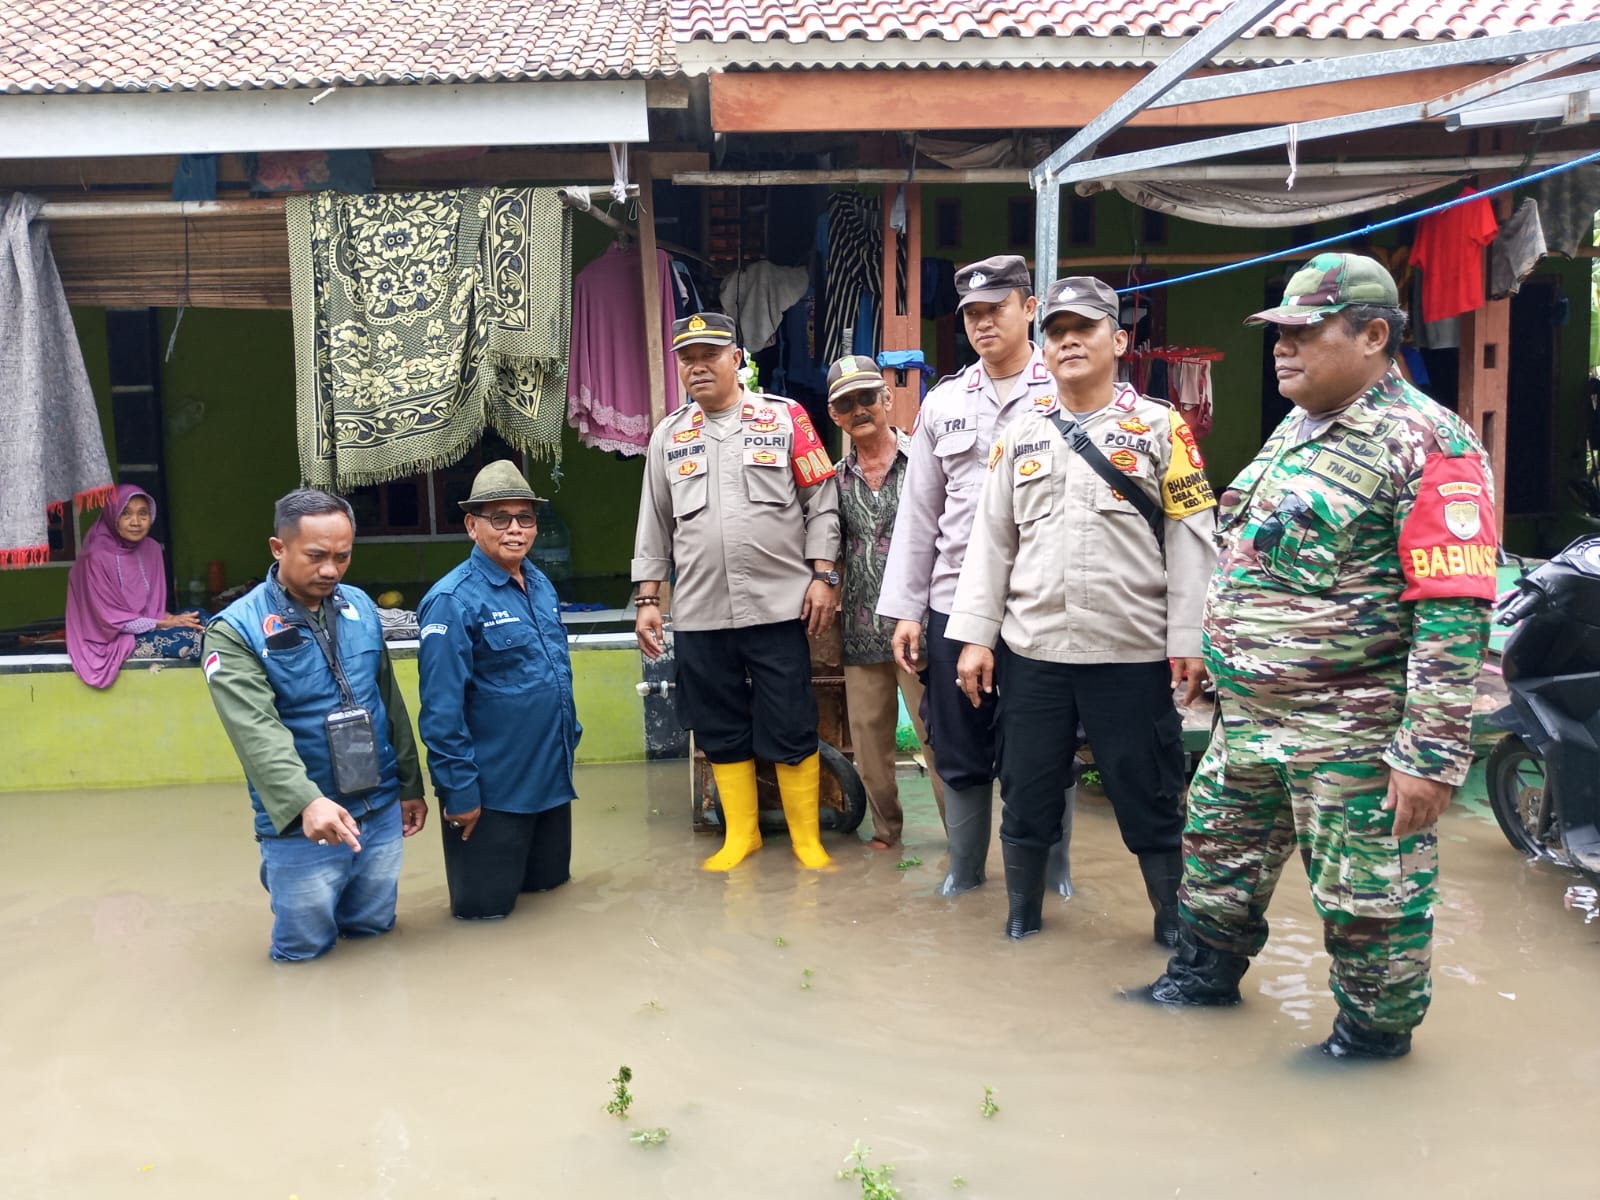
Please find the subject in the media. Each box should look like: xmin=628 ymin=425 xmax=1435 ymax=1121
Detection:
xmin=417 ymin=461 xmax=582 ymax=920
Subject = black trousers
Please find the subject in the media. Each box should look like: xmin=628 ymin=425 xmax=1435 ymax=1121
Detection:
xmin=674 ymin=620 xmax=818 ymax=765
xmin=441 ymin=803 xmax=572 ymax=920
xmin=922 ymin=609 xmax=999 ymax=791
xmin=996 ymin=651 xmax=1185 ymax=855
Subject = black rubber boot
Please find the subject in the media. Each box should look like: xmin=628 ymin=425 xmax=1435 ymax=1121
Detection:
xmin=940 ymin=784 xmax=992 ymax=895
xmin=1044 ymin=785 xmax=1076 ymax=899
xmin=1319 ymin=1012 xmax=1412 ymax=1060
xmin=1142 ymin=924 xmax=1249 ymax=1005
xmin=1002 ymin=841 xmax=1048 ymax=940
xmin=1137 ymin=850 xmax=1184 ymax=948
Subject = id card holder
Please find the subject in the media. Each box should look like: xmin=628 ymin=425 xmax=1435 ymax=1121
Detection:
xmin=325 ymin=707 xmax=382 ymax=796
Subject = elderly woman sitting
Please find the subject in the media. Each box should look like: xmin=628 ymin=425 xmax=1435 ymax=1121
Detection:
xmin=65 ymin=485 xmax=205 ymax=688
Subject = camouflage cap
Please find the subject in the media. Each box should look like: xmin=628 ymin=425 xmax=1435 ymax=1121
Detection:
xmin=1246 ymin=252 xmax=1400 ymax=326
xmin=826 ymin=354 xmax=885 ymax=401
xmin=458 ymin=459 xmax=544 ymax=511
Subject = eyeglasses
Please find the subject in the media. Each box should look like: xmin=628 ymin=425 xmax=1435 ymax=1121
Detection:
xmin=830 ymin=391 xmax=885 ymax=415
xmin=480 ymin=512 xmax=537 ymax=530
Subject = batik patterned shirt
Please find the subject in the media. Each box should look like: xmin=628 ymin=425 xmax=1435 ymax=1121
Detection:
xmin=837 ymin=431 xmax=912 ymax=666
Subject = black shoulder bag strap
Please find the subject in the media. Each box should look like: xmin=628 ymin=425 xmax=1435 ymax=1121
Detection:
xmin=284 ymin=593 xmax=359 ymax=710
xmin=1046 ymin=409 xmax=1165 ymax=550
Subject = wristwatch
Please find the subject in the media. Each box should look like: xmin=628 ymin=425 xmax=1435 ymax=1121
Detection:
xmin=812 ymin=568 xmax=840 ymax=587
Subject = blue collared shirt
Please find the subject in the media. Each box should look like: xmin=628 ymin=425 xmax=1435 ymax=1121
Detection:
xmin=417 ymin=545 xmax=581 ymax=816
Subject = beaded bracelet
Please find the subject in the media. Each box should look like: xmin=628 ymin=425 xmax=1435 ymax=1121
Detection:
xmin=634 ymin=596 xmax=661 ymax=608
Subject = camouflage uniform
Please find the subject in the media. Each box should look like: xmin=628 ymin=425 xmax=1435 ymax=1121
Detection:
xmin=1185 ymin=369 xmax=1495 ymax=1034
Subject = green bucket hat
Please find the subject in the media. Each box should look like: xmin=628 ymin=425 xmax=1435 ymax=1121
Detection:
xmin=1247 ymin=252 xmax=1400 ymax=326
xmin=458 ymin=460 xmax=544 ymax=511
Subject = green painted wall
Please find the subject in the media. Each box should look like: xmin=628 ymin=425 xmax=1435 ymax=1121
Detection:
xmin=0 ymin=218 xmax=645 ymax=628
xmin=0 ymin=646 xmax=645 ymax=793
xmin=0 ymin=308 xmax=117 ymax=626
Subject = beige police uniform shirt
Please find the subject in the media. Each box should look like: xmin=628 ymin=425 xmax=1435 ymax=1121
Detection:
xmin=946 ymin=384 xmax=1219 ymax=663
xmin=632 ymin=390 xmax=840 ymax=632
xmin=876 ymin=347 xmax=1056 ymax=621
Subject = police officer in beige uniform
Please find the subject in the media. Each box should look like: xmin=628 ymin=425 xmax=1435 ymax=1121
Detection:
xmin=633 ymin=312 xmax=842 ymax=871
xmin=949 ymin=277 xmax=1218 ymax=942
xmin=876 ymin=255 xmax=1076 ymax=899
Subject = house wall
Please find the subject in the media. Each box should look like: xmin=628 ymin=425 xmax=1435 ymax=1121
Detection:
xmin=0 ymin=220 xmax=646 ymax=628
xmin=918 ymin=182 xmax=1598 ymax=552
xmin=0 ymin=645 xmax=645 ymax=793
xmin=5 ymin=182 xmax=1593 ymax=637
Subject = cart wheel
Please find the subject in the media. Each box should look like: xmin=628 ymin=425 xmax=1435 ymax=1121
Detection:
xmin=708 ymin=740 xmax=869 ymax=838
xmin=818 ymin=740 xmax=868 ymax=836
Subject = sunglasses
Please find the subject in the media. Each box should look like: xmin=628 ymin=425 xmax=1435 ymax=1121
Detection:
xmin=1252 ymin=493 xmax=1311 ymax=554
xmin=830 ymin=390 xmax=885 ymax=415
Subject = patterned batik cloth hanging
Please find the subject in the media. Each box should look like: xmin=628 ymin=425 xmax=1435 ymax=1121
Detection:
xmin=289 ymin=188 xmax=572 ymax=490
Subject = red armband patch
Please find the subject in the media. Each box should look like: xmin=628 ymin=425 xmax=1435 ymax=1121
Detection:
xmin=787 ymin=401 xmax=835 ymax=486
xmin=1399 ymin=453 xmax=1498 ymax=601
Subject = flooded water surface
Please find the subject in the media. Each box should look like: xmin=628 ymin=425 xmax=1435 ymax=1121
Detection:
xmin=2 ymin=763 xmax=1596 ymax=1198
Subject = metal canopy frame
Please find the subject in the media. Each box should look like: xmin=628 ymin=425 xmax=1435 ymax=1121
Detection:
xmin=1030 ymin=10 xmax=1600 ymax=298
xmin=1153 ymin=20 xmax=1600 ymax=109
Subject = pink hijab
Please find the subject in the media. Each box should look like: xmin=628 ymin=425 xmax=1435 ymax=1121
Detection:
xmin=64 ymin=485 xmax=168 ymax=689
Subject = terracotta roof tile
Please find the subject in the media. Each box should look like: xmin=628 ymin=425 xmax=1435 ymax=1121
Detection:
xmin=0 ymin=0 xmax=676 ymax=93
xmin=671 ymin=1 xmax=1600 ymax=45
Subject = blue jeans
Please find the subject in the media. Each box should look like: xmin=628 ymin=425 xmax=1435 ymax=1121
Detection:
xmin=258 ymin=800 xmax=404 ymax=962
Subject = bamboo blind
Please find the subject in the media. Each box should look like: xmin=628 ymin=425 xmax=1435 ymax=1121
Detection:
xmin=50 ymin=212 xmax=291 ymax=309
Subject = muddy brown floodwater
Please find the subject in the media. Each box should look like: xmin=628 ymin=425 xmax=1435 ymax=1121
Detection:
xmin=2 ymin=762 xmax=1597 ymax=1198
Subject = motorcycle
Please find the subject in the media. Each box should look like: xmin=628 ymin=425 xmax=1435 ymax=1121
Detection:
xmin=1485 ymin=534 xmax=1600 ymax=883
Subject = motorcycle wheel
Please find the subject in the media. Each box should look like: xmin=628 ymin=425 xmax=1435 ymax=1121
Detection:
xmin=1486 ymin=735 xmax=1555 ymax=858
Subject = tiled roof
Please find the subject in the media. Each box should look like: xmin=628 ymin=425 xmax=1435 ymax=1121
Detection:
xmin=673 ymin=1 xmax=1600 ymax=44
xmin=0 ymin=0 xmax=674 ymax=94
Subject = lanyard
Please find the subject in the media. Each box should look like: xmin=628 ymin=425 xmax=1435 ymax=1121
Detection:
xmin=275 ymin=583 xmax=360 ymax=710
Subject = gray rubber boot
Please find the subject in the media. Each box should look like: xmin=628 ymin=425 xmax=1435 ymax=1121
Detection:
xmin=940 ymin=783 xmax=992 ymax=895
xmin=1044 ymin=784 xmax=1076 ymax=898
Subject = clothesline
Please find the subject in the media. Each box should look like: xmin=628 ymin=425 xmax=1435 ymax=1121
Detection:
xmin=1113 ymin=144 xmax=1600 ymax=295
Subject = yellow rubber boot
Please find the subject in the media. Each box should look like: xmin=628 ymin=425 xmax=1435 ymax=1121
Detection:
xmin=776 ymin=752 xmax=833 ymax=870
xmin=703 ymin=759 xmax=762 ymax=871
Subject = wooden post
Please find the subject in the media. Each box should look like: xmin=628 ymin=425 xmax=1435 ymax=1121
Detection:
xmin=635 ymin=152 xmax=669 ymax=429
xmin=1458 ymin=170 xmax=1511 ymax=532
xmin=880 ymin=181 xmax=923 ymax=432
xmin=1458 ymin=300 xmax=1509 ymax=531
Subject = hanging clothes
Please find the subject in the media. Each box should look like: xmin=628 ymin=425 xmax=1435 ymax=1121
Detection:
xmin=1488 ymin=198 xmax=1548 ymax=300
xmin=1172 ymin=360 xmax=1214 ymax=439
xmin=567 ymin=243 xmax=678 ymax=456
xmin=1530 ymin=163 xmax=1600 ymax=258
xmin=288 ymin=188 xmax=572 ymax=489
xmin=825 ymin=190 xmax=889 ymax=361
xmin=669 ymin=256 xmax=705 ymax=318
xmin=1119 ymin=345 xmax=1221 ymax=438
xmin=0 ymin=192 xmax=114 ymax=567
xmin=1410 ymin=188 xmax=1499 ymax=323
xmin=717 ymin=260 xmax=810 ymax=352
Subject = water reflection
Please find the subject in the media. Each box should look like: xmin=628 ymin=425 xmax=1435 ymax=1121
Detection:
xmin=2 ymin=763 xmax=1597 ymax=1198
